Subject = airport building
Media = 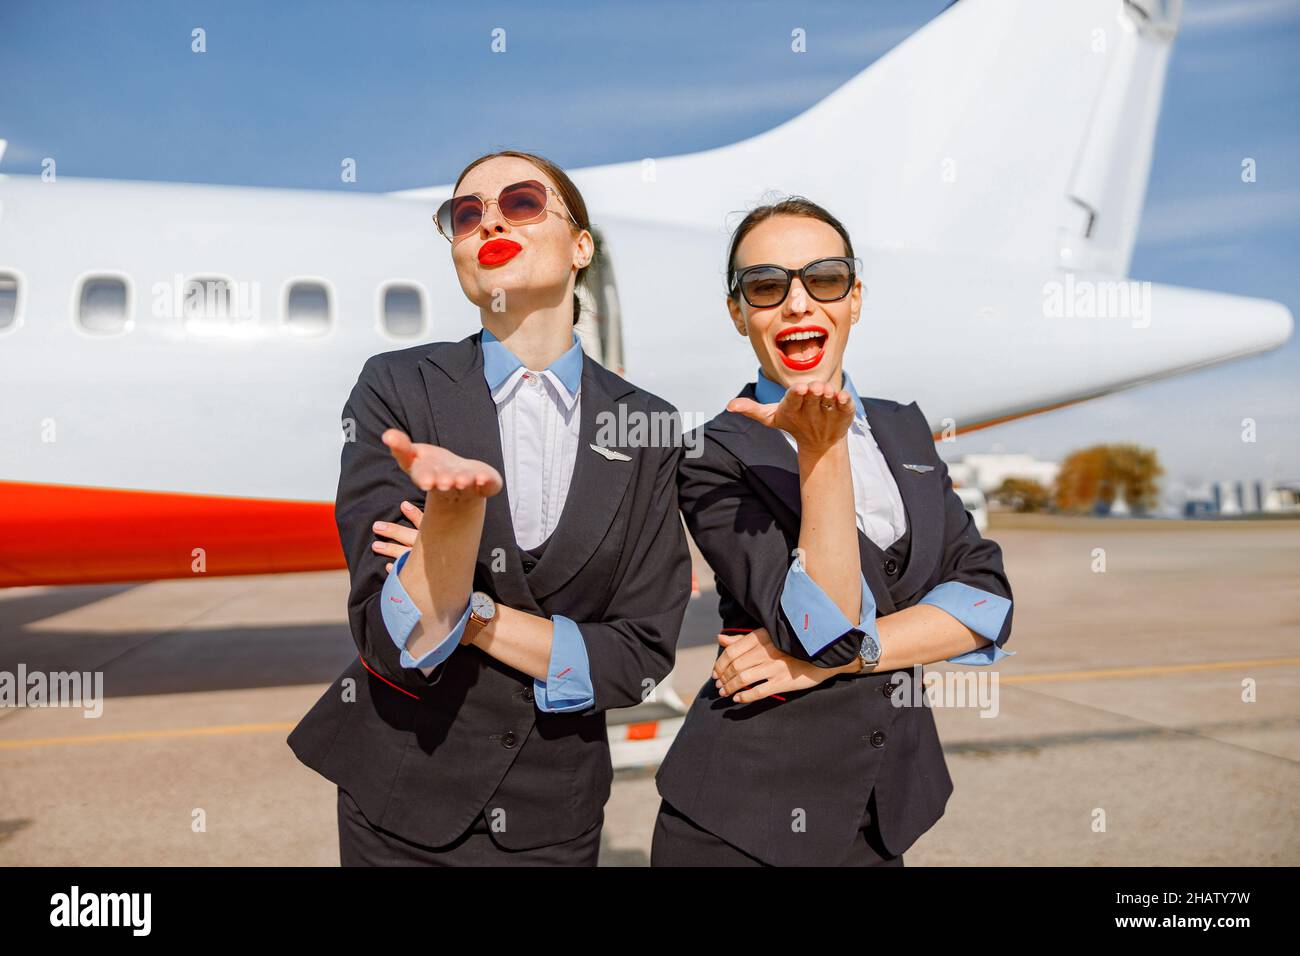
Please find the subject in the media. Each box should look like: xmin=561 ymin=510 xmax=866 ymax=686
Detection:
xmin=1183 ymin=479 xmax=1300 ymax=517
xmin=944 ymin=453 xmax=1060 ymax=495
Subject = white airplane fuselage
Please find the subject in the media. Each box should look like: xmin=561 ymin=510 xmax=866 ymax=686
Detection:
xmin=0 ymin=0 xmax=1291 ymax=586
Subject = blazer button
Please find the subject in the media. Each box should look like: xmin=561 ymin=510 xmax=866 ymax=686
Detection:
xmin=522 ymin=687 xmax=535 ymax=703
xmin=522 ymin=559 xmax=537 ymax=573
xmin=501 ymin=730 xmax=518 ymax=748
xmin=882 ymin=557 xmax=899 ymax=575
xmin=870 ymin=730 xmax=887 ymax=748
xmin=881 ymin=680 xmax=897 ymax=699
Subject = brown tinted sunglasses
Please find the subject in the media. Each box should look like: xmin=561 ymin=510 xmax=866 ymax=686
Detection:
xmin=434 ymin=179 xmax=579 ymax=241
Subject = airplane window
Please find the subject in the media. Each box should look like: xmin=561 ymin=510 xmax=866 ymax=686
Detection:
xmin=382 ymin=285 xmax=424 ymax=337
xmin=285 ymin=281 xmax=331 ymax=335
xmin=77 ymin=276 xmax=129 ymax=334
xmin=0 ymin=274 xmax=16 ymax=330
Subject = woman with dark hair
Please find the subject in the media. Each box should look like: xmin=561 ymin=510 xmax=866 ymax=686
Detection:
xmin=288 ymin=150 xmax=692 ymax=865
xmin=651 ymin=196 xmax=1015 ymax=867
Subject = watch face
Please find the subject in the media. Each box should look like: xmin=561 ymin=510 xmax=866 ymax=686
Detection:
xmin=471 ymin=592 xmax=496 ymax=621
xmin=860 ymin=634 xmax=881 ymax=664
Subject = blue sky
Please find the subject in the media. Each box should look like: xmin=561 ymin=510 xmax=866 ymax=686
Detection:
xmin=3 ymin=0 xmax=1297 ymax=508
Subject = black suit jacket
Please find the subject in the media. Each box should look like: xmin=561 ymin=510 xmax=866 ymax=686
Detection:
xmin=655 ymin=382 xmax=1014 ymax=865
xmin=288 ymin=331 xmax=692 ymax=849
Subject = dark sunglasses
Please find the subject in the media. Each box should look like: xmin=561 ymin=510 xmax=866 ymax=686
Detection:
xmin=434 ymin=179 xmax=579 ymax=241
xmin=729 ymin=256 xmax=862 ymax=308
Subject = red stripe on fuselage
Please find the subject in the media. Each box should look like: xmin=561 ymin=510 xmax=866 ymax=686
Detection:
xmin=0 ymin=480 xmax=343 ymax=587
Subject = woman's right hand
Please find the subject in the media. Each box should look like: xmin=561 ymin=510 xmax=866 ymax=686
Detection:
xmin=712 ymin=627 xmax=856 ymax=703
xmin=381 ymin=428 xmax=503 ymax=500
xmin=727 ymin=379 xmax=854 ymax=454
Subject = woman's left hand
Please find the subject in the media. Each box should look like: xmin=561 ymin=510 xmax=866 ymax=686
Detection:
xmin=371 ymin=500 xmax=425 ymax=573
xmin=713 ymin=627 xmax=853 ymax=703
xmin=727 ymin=379 xmax=854 ymax=455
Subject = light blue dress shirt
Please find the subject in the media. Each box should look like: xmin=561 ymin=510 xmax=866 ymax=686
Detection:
xmin=378 ymin=329 xmax=596 ymax=711
xmin=753 ymin=368 xmax=1013 ymax=666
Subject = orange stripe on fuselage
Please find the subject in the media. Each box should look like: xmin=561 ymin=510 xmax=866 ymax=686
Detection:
xmin=0 ymin=396 xmax=1072 ymax=587
xmin=930 ymin=395 xmax=1090 ymax=438
xmin=0 ymin=480 xmax=343 ymax=587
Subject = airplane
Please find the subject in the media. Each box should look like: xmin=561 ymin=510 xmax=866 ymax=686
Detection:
xmin=0 ymin=0 xmax=1292 ymax=593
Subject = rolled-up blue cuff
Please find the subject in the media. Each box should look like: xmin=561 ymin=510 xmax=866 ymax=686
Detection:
xmin=918 ymin=581 xmax=1015 ymax=666
xmin=534 ymin=614 xmax=594 ymax=712
xmin=780 ymin=555 xmax=877 ymax=657
xmin=945 ymin=642 xmax=1015 ymax=665
xmin=383 ymin=548 xmax=469 ymax=671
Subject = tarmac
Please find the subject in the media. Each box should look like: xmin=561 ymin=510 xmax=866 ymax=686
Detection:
xmin=1 ymin=513 xmax=1297 ymax=865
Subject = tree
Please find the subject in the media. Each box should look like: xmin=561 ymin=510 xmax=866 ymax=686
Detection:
xmin=990 ymin=477 xmax=1052 ymax=513
xmin=1053 ymin=443 xmax=1163 ymax=514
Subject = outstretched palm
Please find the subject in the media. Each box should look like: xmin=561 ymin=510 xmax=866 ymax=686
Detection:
xmin=727 ymin=379 xmax=854 ymax=452
xmin=382 ymin=428 xmax=503 ymax=500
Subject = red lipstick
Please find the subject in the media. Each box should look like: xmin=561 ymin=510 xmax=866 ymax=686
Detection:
xmin=774 ymin=325 xmax=828 ymax=371
xmin=478 ymin=238 xmax=522 ymax=266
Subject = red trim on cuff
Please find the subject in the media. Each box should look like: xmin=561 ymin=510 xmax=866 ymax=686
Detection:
xmin=358 ymin=654 xmax=420 ymax=700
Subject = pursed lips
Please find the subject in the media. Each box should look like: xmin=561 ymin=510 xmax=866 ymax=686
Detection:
xmin=478 ymin=237 xmax=522 ymax=266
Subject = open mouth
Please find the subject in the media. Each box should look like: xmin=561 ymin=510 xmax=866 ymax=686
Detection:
xmin=774 ymin=325 xmax=828 ymax=371
xmin=478 ymin=238 xmax=522 ymax=266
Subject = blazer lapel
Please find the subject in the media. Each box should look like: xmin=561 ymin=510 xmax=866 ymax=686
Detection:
xmin=859 ymin=398 xmax=945 ymax=604
xmin=420 ymin=332 xmax=537 ymax=613
xmin=524 ymin=359 xmax=637 ymax=600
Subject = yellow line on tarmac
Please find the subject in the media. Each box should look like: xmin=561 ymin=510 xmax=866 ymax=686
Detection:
xmin=2 ymin=657 xmax=1299 ymax=751
xmin=0 ymin=721 xmax=296 ymax=750
xmin=997 ymin=657 xmax=1300 ymax=684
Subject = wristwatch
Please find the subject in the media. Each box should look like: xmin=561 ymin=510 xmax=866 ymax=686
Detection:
xmin=468 ymin=591 xmax=497 ymax=632
xmin=858 ymin=629 xmax=881 ymax=669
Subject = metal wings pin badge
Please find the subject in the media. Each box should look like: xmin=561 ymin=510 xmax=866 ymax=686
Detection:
xmin=589 ymin=443 xmax=632 ymax=462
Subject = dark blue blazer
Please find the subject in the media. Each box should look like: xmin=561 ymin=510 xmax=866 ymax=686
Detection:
xmin=288 ymin=332 xmax=692 ymax=850
xmin=656 ymin=382 xmax=1014 ymax=865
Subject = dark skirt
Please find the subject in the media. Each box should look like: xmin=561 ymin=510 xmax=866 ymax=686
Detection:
xmin=337 ymin=786 xmax=603 ymax=866
xmin=650 ymin=788 xmax=904 ymax=867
